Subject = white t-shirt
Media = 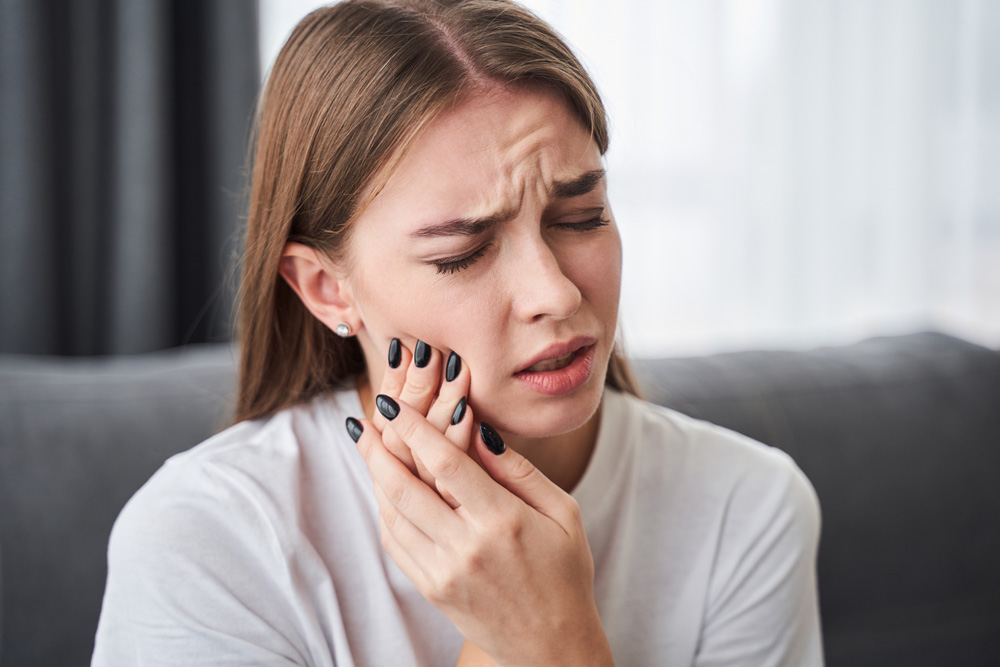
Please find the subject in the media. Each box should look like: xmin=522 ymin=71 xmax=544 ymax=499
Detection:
xmin=92 ymin=388 xmax=823 ymax=666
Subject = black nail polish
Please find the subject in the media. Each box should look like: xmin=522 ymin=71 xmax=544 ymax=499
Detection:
xmin=451 ymin=396 xmax=467 ymax=425
xmin=414 ymin=340 xmax=431 ymax=368
xmin=480 ymin=422 xmax=505 ymax=455
xmin=376 ymin=394 xmax=400 ymax=420
xmin=345 ymin=417 xmax=363 ymax=442
xmin=388 ymin=338 xmax=401 ymax=369
xmin=446 ymin=351 xmax=461 ymax=382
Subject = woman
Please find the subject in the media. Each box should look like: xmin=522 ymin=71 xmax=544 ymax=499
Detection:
xmin=93 ymin=1 xmax=823 ymax=665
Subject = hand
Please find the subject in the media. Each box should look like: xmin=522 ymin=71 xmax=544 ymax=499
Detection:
xmin=367 ymin=338 xmax=476 ymax=507
xmin=350 ymin=391 xmax=613 ymax=666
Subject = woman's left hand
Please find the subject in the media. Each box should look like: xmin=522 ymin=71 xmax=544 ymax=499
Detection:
xmin=351 ymin=398 xmax=613 ymax=667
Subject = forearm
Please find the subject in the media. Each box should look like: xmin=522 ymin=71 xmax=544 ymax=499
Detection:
xmin=456 ymin=640 xmax=496 ymax=666
xmin=455 ymin=614 xmax=614 ymax=667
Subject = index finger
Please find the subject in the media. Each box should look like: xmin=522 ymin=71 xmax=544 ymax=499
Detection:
xmin=375 ymin=394 xmax=503 ymax=517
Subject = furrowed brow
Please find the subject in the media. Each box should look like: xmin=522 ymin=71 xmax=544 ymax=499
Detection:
xmin=409 ymin=207 xmax=516 ymax=239
xmin=551 ymin=169 xmax=606 ymax=199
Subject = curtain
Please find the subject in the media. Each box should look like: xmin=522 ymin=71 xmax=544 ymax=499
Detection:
xmin=0 ymin=0 xmax=259 ymax=355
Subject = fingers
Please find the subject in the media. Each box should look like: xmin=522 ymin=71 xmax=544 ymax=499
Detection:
xmin=378 ymin=514 xmax=432 ymax=593
xmin=376 ymin=339 xmax=473 ymax=494
xmin=352 ymin=417 xmax=463 ymax=544
xmin=376 ymin=395 xmax=503 ymax=518
xmin=373 ymin=338 xmax=418 ymax=476
xmin=395 ymin=341 xmax=446 ymax=487
xmin=435 ymin=399 xmax=475 ymax=509
xmin=427 ymin=350 xmax=471 ymax=445
xmin=471 ymin=423 xmax=580 ymax=528
xmin=373 ymin=484 xmax=435 ymax=567
xmin=398 ymin=340 xmax=443 ymax=416
xmin=444 ymin=396 xmax=475 ymax=458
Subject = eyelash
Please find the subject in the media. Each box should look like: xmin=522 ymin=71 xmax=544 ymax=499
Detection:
xmin=432 ymin=216 xmax=609 ymax=275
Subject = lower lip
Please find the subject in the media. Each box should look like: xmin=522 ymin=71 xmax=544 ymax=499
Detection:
xmin=513 ymin=344 xmax=596 ymax=396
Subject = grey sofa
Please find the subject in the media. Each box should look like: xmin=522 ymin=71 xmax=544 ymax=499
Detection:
xmin=1 ymin=331 xmax=998 ymax=666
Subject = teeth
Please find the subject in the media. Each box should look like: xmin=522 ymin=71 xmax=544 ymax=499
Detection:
xmin=526 ymin=351 xmax=575 ymax=373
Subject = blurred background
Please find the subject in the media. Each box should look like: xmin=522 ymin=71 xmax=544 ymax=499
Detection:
xmin=2 ymin=0 xmax=998 ymax=358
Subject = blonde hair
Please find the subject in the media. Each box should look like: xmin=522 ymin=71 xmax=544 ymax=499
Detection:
xmin=235 ymin=0 xmax=639 ymax=423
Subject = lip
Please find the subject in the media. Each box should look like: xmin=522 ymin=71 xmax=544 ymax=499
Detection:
xmin=513 ymin=337 xmax=598 ymax=397
xmin=515 ymin=336 xmax=598 ymax=374
xmin=514 ymin=344 xmax=596 ymax=396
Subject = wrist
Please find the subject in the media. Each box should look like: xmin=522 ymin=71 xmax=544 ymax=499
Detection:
xmin=526 ymin=612 xmax=614 ymax=667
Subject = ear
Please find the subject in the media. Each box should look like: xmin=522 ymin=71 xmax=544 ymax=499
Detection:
xmin=278 ymin=242 xmax=360 ymax=334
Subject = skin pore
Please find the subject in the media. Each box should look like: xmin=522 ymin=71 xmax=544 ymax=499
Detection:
xmin=283 ymin=85 xmax=623 ymax=493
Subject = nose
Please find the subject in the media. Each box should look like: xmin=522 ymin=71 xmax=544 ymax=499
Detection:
xmin=506 ymin=233 xmax=582 ymax=323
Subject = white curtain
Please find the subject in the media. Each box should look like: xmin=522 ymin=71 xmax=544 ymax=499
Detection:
xmin=259 ymin=0 xmax=1000 ymax=357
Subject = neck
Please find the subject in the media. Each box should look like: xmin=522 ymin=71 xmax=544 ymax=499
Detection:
xmin=501 ymin=405 xmax=602 ymax=493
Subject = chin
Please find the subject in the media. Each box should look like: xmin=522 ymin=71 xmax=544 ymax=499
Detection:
xmin=484 ymin=372 xmax=607 ymax=439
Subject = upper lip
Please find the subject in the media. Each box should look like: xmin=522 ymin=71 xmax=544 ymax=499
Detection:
xmin=515 ymin=336 xmax=598 ymax=373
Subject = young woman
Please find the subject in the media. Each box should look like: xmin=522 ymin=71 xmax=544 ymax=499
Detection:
xmin=93 ymin=1 xmax=823 ymax=665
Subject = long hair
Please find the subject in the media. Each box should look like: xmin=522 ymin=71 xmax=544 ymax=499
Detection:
xmin=234 ymin=0 xmax=640 ymax=423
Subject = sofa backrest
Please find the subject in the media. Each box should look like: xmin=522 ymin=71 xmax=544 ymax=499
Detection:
xmin=632 ymin=331 xmax=1000 ymax=666
xmin=0 ymin=344 xmax=237 ymax=667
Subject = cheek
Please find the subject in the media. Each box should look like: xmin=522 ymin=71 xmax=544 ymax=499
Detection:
xmin=571 ymin=233 xmax=623 ymax=314
xmin=357 ymin=261 xmax=502 ymax=363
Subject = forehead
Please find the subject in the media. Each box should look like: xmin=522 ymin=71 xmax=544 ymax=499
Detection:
xmin=358 ymin=87 xmax=602 ymax=226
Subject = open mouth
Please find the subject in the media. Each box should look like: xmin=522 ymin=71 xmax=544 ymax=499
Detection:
xmin=513 ymin=342 xmax=597 ymax=395
xmin=523 ymin=350 xmax=576 ymax=373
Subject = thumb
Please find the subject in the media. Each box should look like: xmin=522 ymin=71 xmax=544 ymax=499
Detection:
xmin=474 ymin=422 xmax=573 ymax=523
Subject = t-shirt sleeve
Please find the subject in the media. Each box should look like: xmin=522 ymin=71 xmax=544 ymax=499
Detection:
xmin=694 ymin=449 xmax=824 ymax=667
xmin=91 ymin=460 xmax=308 ymax=666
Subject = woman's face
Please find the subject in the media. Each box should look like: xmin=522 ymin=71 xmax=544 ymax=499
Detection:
xmin=345 ymin=87 xmax=622 ymax=438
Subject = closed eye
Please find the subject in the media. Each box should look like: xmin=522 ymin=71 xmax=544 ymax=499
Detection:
xmin=432 ymin=244 xmax=491 ymax=275
xmin=431 ymin=216 xmax=607 ymax=275
xmin=558 ymin=215 xmax=609 ymax=231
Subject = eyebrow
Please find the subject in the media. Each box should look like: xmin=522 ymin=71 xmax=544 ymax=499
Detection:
xmin=409 ymin=209 xmax=516 ymax=239
xmin=552 ymin=168 xmax=606 ymax=199
xmin=409 ymin=168 xmax=606 ymax=239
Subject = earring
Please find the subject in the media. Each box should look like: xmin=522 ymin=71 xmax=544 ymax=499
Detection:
xmin=335 ymin=323 xmax=352 ymax=338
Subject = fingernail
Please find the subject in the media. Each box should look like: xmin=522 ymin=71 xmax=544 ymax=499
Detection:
xmin=375 ymin=394 xmax=400 ymax=420
xmin=451 ymin=396 xmax=467 ymax=425
xmin=414 ymin=340 xmax=431 ymax=368
xmin=480 ymin=422 xmax=505 ymax=455
xmin=388 ymin=338 xmax=402 ymax=369
xmin=345 ymin=416 xmax=363 ymax=442
xmin=446 ymin=351 xmax=461 ymax=382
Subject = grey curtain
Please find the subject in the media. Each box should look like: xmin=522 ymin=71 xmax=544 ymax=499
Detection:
xmin=0 ymin=0 xmax=260 ymax=355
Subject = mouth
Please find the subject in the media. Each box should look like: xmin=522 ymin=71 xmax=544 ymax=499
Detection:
xmin=523 ymin=350 xmax=577 ymax=373
xmin=512 ymin=337 xmax=599 ymax=396
xmin=515 ymin=336 xmax=597 ymax=375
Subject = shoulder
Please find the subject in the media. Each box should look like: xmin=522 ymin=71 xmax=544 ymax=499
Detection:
xmin=107 ymin=387 xmax=365 ymax=569
xmin=617 ymin=391 xmax=820 ymax=570
xmin=616 ymin=392 xmax=823 ymax=660
xmin=601 ymin=389 xmax=821 ymax=560
xmin=95 ymin=389 xmax=367 ymax=663
xmin=613 ymin=389 xmax=818 ymax=510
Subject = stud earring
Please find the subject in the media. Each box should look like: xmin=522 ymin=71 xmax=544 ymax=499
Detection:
xmin=335 ymin=323 xmax=352 ymax=338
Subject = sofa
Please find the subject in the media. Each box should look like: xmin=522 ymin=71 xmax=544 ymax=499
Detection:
xmin=1 ymin=331 xmax=998 ymax=666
